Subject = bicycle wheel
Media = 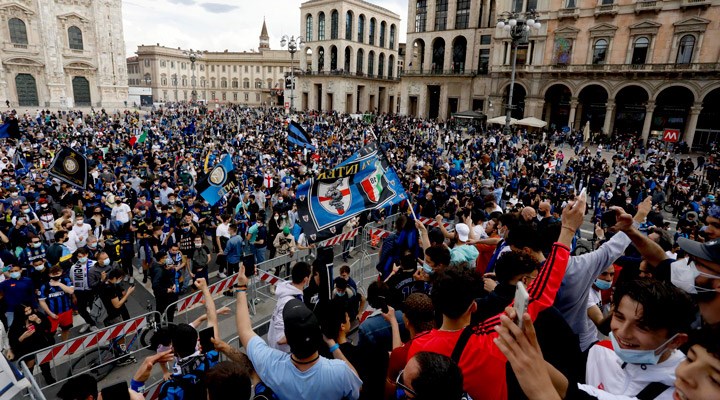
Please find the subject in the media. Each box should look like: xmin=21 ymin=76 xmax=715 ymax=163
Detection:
xmin=663 ymin=203 xmax=674 ymax=213
xmin=139 ymin=326 xmax=157 ymax=349
xmin=68 ymin=345 xmax=116 ymax=381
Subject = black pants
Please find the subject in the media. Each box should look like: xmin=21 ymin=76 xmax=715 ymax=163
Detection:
xmin=226 ymin=261 xmax=240 ymax=276
xmin=155 ymin=291 xmax=177 ymax=323
xmin=75 ymin=290 xmax=95 ymax=326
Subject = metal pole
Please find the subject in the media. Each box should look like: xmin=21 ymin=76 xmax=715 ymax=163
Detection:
xmin=290 ymin=50 xmax=295 ymax=112
xmin=504 ymin=35 xmax=518 ymax=135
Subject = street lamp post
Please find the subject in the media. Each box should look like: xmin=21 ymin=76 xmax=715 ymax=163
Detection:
xmin=280 ymin=35 xmax=305 ymax=113
xmin=496 ymin=11 xmax=542 ymax=135
xmin=184 ymin=49 xmax=202 ymax=103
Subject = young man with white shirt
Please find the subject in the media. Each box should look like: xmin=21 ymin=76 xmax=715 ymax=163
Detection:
xmin=110 ymin=196 xmax=132 ymax=226
xmin=68 ymin=215 xmax=91 ymax=251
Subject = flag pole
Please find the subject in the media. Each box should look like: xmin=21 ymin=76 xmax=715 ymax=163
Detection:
xmin=367 ymin=126 xmax=419 ymax=222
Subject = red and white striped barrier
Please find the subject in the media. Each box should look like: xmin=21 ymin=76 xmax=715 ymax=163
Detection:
xmin=36 ymin=315 xmax=148 ymax=364
xmin=319 ymin=227 xmax=360 ymax=247
xmin=174 ymin=274 xmax=239 ymax=314
xmin=257 ymin=269 xmax=284 ymax=286
xmin=418 ymin=216 xmax=452 ymax=229
xmin=368 ymin=228 xmax=392 ymax=240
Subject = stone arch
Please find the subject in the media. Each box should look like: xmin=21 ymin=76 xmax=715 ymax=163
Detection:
xmin=610 ymin=82 xmax=651 ymax=100
xmin=431 ymin=37 xmax=445 ymax=73
xmin=614 ymin=85 xmax=650 ymax=135
xmin=411 ymin=38 xmax=425 ymax=72
xmin=502 ymin=81 xmax=528 ymax=120
xmin=541 ymin=81 xmax=575 ymax=99
xmin=651 ymin=85 xmax=695 ymax=133
xmin=451 ymin=35 xmax=467 ymax=73
xmin=651 ymin=82 xmax=700 ymax=102
xmin=577 ymin=84 xmax=609 ymax=132
xmin=344 ymin=45 xmax=352 ymax=72
xmin=543 ymin=83 xmax=573 ymax=130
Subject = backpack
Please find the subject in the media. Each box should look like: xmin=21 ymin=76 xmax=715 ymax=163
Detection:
xmin=89 ymin=294 xmax=108 ymax=327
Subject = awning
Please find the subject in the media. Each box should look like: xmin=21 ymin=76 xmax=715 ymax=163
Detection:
xmin=514 ymin=117 xmax=547 ymax=128
xmin=487 ymin=116 xmax=517 ymax=125
xmin=453 ymin=110 xmax=486 ymax=119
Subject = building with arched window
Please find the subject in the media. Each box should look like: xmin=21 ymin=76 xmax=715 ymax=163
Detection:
xmin=127 ymin=21 xmax=292 ymax=107
xmin=297 ymin=0 xmax=401 ymax=113
xmin=0 ymin=0 xmax=128 ymax=108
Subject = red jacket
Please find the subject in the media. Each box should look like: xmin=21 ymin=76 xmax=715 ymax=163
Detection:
xmin=407 ymin=242 xmax=571 ymax=400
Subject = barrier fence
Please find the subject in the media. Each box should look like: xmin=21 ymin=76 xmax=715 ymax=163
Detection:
xmin=18 ymin=213 xmax=455 ymax=398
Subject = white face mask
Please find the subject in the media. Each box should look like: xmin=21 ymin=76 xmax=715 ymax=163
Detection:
xmin=670 ymin=257 xmax=720 ymax=294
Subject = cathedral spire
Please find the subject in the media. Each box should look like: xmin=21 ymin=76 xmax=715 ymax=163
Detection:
xmin=259 ymin=18 xmax=270 ymax=50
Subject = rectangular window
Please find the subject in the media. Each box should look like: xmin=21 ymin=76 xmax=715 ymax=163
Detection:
xmin=171 ymin=61 xmax=175 ymax=68
xmin=234 ymin=93 xmax=238 ymax=101
xmin=435 ymin=0 xmax=448 ymax=31
xmin=481 ymin=35 xmax=492 ymax=45
xmin=244 ymin=93 xmax=249 ymax=101
xmin=256 ymin=66 xmax=260 ymax=73
xmin=211 ymin=65 xmax=215 ymax=72
xmin=256 ymin=93 xmax=260 ymax=101
xmin=456 ymin=0 xmax=471 ymax=29
xmin=245 ymin=65 xmax=249 ymax=73
xmin=478 ymin=49 xmax=490 ymax=74
xmin=234 ymin=65 xmax=237 ymax=72
xmin=516 ymin=45 xmax=528 ymax=66
xmin=255 ymin=81 xmax=262 ymax=88
xmin=513 ymin=0 xmax=524 ymax=12
xmin=211 ymin=92 xmax=216 ymax=100
xmin=415 ymin=1 xmax=427 ymax=33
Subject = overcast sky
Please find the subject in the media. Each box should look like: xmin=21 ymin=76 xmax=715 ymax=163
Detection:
xmin=122 ymin=0 xmax=409 ymax=56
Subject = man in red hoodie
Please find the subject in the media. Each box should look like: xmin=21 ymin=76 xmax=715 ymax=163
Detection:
xmin=405 ymin=195 xmax=585 ymax=400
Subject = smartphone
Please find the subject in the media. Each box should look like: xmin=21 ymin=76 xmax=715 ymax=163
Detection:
xmin=27 ymin=325 xmax=35 ymax=333
xmin=199 ymin=327 xmax=215 ymax=353
xmin=513 ymin=281 xmax=530 ymax=326
xmin=601 ymin=210 xmax=617 ymax=227
xmin=101 ymin=381 xmax=130 ymax=400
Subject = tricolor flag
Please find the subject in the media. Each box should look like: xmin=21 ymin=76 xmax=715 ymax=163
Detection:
xmin=287 ymin=121 xmax=315 ymax=150
xmin=129 ymin=130 xmax=148 ymax=146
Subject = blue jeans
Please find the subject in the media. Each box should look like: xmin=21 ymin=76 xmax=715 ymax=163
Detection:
xmin=254 ymin=247 xmax=266 ymax=264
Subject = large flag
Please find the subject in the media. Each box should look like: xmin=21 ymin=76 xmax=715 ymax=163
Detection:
xmin=0 ymin=123 xmax=9 ymax=139
xmin=296 ymin=143 xmax=407 ymax=243
xmin=195 ymin=154 xmax=236 ymax=206
xmin=48 ymin=146 xmax=88 ymax=189
xmin=13 ymin=152 xmax=29 ymax=177
xmin=129 ymin=130 xmax=148 ymax=146
xmin=287 ymin=121 xmax=315 ymax=150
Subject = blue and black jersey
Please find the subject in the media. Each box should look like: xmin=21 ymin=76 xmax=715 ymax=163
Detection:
xmin=38 ymin=277 xmax=73 ymax=314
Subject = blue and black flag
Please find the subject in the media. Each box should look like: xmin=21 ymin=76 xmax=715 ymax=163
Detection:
xmin=287 ymin=121 xmax=315 ymax=150
xmin=295 ymin=143 xmax=407 ymax=243
xmin=196 ymin=154 xmax=236 ymax=206
xmin=48 ymin=146 xmax=88 ymax=190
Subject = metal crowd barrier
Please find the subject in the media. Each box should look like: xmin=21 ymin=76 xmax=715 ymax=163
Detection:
xmin=18 ymin=361 xmax=46 ymax=400
xmin=18 ymin=310 xmax=161 ymax=395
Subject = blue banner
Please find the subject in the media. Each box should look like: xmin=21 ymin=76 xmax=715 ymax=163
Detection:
xmin=195 ymin=154 xmax=236 ymax=206
xmin=296 ymin=143 xmax=407 ymax=243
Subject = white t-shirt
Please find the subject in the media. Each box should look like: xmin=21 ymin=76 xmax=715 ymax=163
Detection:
xmin=216 ymin=223 xmax=230 ymax=239
xmin=70 ymin=223 xmax=91 ymax=249
xmin=111 ymin=203 xmax=131 ymax=224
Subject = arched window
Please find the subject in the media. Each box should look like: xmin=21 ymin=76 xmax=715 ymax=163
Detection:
xmin=345 ymin=11 xmax=353 ymax=40
xmin=305 ymin=14 xmax=313 ymax=41
xmin=380 ymin=22 xmax=386 ymax=48
xmin=182 ymin=76 xmax=187 ymax=86
xmin=369 ymin=18 xmax=376 ymax=45
xmin=388 ymin=55 xmax=395 ymax=78
xmin=378 ymin=53 xmax=385 ymax=78
xmin=389 ymin=25 xmax=396 ymax=49
xmin=592 ymin=39 xmax=608 ymax=65
xmin=358 ymin=15 xmax=365 ymax=43
xmin=368 ymin=51 xmax=375 ymax=76
xmin=68 ymin=26 xmax=83 ymax=50
xmin=221 ymin=78 xmax=227 ymax=88
xmin=318 ymin=12 xmax=326 ymax=40
xmin=331 ymin=10 xmax=339 ymax=39
xmin=631 ymin=37 xmax=649 ymax=65
xmin=8 ymin=18 xmax=28 ymax=45
xmin=676 ymin=35 xmax=695 ymax=64
xmin=357 ymin=49 xmax=364 ymax=75
xmin=145 ymin=73 xmax=153 ymax=85
xmin=232 ymin=78 xmax=239 ymax=89
xmin=330 ymin=46 xmax=338 ymax=70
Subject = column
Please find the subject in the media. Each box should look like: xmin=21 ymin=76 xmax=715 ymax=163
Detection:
xmin=568 ymin=98 xmax=579 ymax=130
xmin=602 ymin=99 xmax=615 ymax=136
xmin=641 ymin=101 xmax=655 ymax=144
xmin=684 ymin=102 xmax=703 ymax=150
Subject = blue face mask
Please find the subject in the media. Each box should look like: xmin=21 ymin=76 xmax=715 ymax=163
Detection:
xmin=594 ymin=278 xmax=612 ymax=291
xmin=609 ymin=332 xmax=678 ymax=365
xmin=9 ymin=272 xmax=21 ymax=279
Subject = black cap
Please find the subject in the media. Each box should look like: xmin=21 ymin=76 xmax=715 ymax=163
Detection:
xmin=678 ymin=237 xmax=720 ymax=263
xmin=283 ymin=299 xmax=321 ymax=358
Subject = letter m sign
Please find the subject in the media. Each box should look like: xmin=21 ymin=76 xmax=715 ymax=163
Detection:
xmin=663 ymin=129 xmax=680 ymax=143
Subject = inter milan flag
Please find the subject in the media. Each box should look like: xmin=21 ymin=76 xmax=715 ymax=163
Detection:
xmin=287 ymin=121 xmax=315 ymax=150
xmin=48 ymin=146 xmax=88 ymax=190
xmin=196 ymin=154 xmax=236 ymax=206
xmin=296 ymin=143 xmax=407 ymax=243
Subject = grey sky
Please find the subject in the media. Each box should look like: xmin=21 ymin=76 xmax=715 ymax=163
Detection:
xmin=121 ymin=0 xmax=408 ymax=56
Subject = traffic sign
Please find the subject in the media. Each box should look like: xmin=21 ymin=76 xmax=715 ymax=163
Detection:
xmin=662 ymin=129 xmax=680 ymax=142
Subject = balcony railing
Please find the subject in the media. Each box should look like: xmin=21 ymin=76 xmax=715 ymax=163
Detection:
xmin=491 ymin=62 xmax=720 ymax=74
xmin=3 ymin=42 xmax=39 ymax=54
xmin=401 ymin=69 xmax=486 ymax=77
xmin=635 ymin=0 xmax=662 ymax=13
xmin=299 ymin=70 xmax=400 ymax=81
xmin=680 ymin=0 xmax=711 ymax=8
xmin=558 ymin=7 xmax=580 ymax=20
xmin=594 ymin=3 xmax=618 ymax=16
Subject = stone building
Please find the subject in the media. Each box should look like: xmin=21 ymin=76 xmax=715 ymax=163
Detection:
xmin=0 ymin=0 xmax=128 ymax=109
xmin=398 ymin=0 xmax=720 ymax=148
xmin=296 ymin=0 xmax=402 ymax=113
xmin=128 ymin=21 xmax=293 ymax=107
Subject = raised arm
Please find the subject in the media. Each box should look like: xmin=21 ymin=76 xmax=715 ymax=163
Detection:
xmin=194 ymin=278 xmax=219 ymax=340
xmin=234 ymin=264 xmax=257 ymax=348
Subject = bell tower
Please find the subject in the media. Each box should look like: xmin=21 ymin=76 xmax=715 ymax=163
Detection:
xmin=259 ymin=19 xmax=270 ymax=50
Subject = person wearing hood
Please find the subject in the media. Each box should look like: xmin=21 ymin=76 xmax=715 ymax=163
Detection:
xmin=267 ymin=262 xmax=311 ymax=353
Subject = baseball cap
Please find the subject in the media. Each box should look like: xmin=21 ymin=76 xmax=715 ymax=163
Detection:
xmin=455 ymin=223 xmax=470 ymax=242
xmin=283 ymin=299 xmax=322 ymax=358
xmin=678 ymin=237 xmax=720 ymax=263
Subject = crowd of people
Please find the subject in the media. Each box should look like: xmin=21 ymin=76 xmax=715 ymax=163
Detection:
xmin=0 ymin=103 xmax=717 ymax=400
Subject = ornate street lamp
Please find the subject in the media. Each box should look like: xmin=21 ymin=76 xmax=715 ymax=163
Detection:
xmin=496 ymin=10 xmax=542 ymax=135
xmin=280 ymin=35 xmax=305 ymax=112
xmin=184 ymin=49 xmax=202 ymax=103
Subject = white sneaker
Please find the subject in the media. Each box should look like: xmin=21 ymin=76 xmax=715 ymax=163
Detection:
xmin=123 ymin=276 xmax=129 ymax=282
xmin=78 ymin=324 xmax=90 ymax=334
xmin=269 ymin=285 xmax=276 ymax=295
xmin=90 ymin=326 xmax=99 ymax=332
xmin=218 ymin=273 xmax=228 ymax=279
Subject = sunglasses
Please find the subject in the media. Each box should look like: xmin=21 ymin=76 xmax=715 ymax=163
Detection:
xmin=395 ymin=370 xmax=416 ymax=399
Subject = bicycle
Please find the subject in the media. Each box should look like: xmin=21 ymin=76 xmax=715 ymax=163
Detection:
xmin=67 ymin=301 xmax=161 ymax=381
